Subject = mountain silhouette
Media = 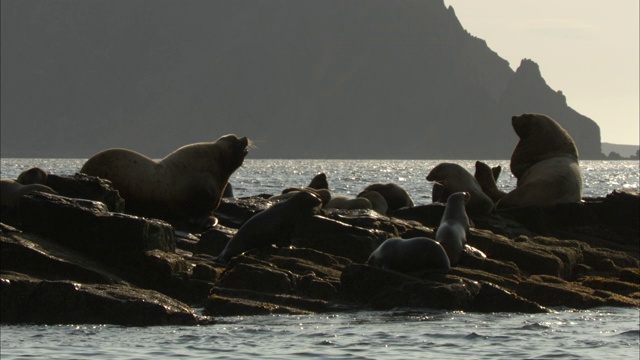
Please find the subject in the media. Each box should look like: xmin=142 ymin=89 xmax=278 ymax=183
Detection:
xmin=0 ymin=0 xmax=604 ymax=159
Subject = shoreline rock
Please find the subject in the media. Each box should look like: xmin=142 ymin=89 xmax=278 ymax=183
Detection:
xmin=1 ymin=174 xmax=638 ymax=325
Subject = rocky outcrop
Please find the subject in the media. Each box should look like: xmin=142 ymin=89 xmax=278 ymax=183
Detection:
xmin=1 ymin=174 xmax=638 ymax=325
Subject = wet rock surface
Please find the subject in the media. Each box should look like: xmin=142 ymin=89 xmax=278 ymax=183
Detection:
xmin=1 ymin=175 xmax=638 ymax=325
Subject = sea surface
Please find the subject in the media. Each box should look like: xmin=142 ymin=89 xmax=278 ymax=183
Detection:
xmin=1 ymin=158 xmax=639 ymax=359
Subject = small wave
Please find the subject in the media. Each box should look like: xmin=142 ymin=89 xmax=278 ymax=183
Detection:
xmin=617 ymin=330 xmax=640 ymax=337
xmin=518 ymin=323 xmax=551 ymax=331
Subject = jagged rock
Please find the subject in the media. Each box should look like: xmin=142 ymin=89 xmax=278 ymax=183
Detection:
xmin=1 ymin=229 xmax=125 ymax=284
xmin=291 ymin=215 xmax=388 ymax=262
xmin=213 ymin=196 xmax=273 ymax=228
xmin=1 ymin=188 xmax=638 ymax=323
xmin=45 ymin=173 xmax=125 ymax=212
xmin=515 ymin=279 xmax=604 ymax=309
xmin=0 ymin=272 xmax=211 ymax=325
xmin=195 ymin=225 xmax=236 ymax=256
xmin=339 ymin=264 xmax=547 ymax=313
xmin=469 ymin=281 xmax=547 ymax=313
xmin=17 ymin=192 xmax=175 ymax=262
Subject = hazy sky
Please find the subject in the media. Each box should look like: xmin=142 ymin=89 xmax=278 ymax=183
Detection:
xmin=445 ymin=0 xmax=639 ymax=145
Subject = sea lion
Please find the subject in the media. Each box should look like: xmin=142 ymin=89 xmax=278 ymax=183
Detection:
xmin=325 ymin=195 xmax=373 ymax=211
xmin=367 ymin=237 xmax=451 ymax=273
xmin=426 ymin=163 xmax=494 ymax=215
xmin=474 ymin=161 xmax=507 ymax=203
xmin=496 ymin=114 xmax=582 ymax=209
xmin=16 ymin=167 xmax=48 ymax=185
xmin=357 ymin=183 xmax=414 ymax=214
xmin=1 ymin=167 xmax=58 ymax=207
xmin=80 ymin=134 xmax=250 ymax=225
xmin=0 ymin=179 xmax=58 ymax=206
xmin=307 ymin=172 xmax=329 ymax=190
xmin=356 ymin=191 xmax=389 ymax=215
xmin=435 ymin=192 xmax=470 ymax=266
xmin=222 ymin=182 xmax=234 ymax=198
xmin=217 ymin=190 xmax=322 ymax=263
xmin=269 ymin=188 xmax=331 ymax=206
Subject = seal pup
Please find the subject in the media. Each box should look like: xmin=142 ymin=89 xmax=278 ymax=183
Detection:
xmin=217 ymin=191 xmax=322 ymax=263
xmin=357 ymin=183 xmax=414 ymax=215
xmin=80 ymin=134 xmax=250 ymax=225
xmin=367 ymin=237 xmax=451 ymax=273
xmin=435 ymin=192 xmax=470 ymax=266
xmin=496 ymin=113 xmax=582 ymax=209
xmin=426 ymin=163 xmax=494 ymax=216
xmin=474 ymin=161 xmax=507 ymax=203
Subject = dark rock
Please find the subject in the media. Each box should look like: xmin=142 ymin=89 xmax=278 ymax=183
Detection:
xmin=213 ymin=196 xmax=273 ymax=228
xmin=469 ymin=282 xmax=548 ymax=313
xmin=195 ymin=225 xmax=236 ymax=256
xmin=18 ymin=192 xmax=175 ymax=262
xmin=2 ymin=187 xmax=639 ymax=323
xmin=0 ymin=272 xmax=210 ymax=326
xmin=45 ymin=173 xmax=125 ymax=212
xmin=291 ymin=215 xmax=388 ymax=263
xmin=1 ymin=231 xmax=124 ymax=284
xmin=393 ymin=204 xmax=446 ymax=228
xmin=516 ymin=279 xmax=608 ymax=309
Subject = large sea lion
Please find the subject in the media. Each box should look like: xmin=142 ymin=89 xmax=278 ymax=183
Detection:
xmin=496 ymin=114 xmax=582 ymax=209
xmin=426 ymin=163 xmax=494 ymax=216
xmin=474 ymin=161 xmax=507 ymax=203
xmin=357 ymin=183 xmax=414 ymax=214
xmin=435 ymin=192 xmax=470 ymax=266
xmin=217 ymin=191 xmax=322 ymax=263
xmin=80 ymin=134 xmax=250 ymax=225
xmin=367 ymin=237 xmax=451 ymax=273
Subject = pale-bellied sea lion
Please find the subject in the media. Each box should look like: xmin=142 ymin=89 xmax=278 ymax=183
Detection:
xmin=426 ymin=163 xmax=494 ymax=216
xmin=357 ymin=183 xmax=414 ymax=214
xmin=217 ymin=190 xmax=322 ymax=263
xmin=496 ymin=114 xmax=582 ymax=209
xmin=474 ymin=161 xmax=507 ymax=203
xmin=435 ymin=192 xmax=470 ymax=266
xmin=367 ymin=237 xmax=451 ymax=273
xmin=325 ymin=195 xmax=373 ymax=211
xmin=80 ymin=134 xmax=249 ymax=225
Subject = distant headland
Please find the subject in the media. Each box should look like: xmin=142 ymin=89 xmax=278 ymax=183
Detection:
xmin=0 ymin=0 xmax=631 ymax=160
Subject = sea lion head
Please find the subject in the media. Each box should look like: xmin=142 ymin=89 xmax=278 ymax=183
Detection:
xmin=215 ymin=134 xmax=251 ymax=172
xmin=308 ymin=173 xmax=329 ymax=190
xmin=510 ymin=114 xmax=579 ymax=179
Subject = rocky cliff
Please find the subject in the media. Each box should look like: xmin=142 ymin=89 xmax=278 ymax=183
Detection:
xmin=0 ymin=0 xmax=604 ymax=159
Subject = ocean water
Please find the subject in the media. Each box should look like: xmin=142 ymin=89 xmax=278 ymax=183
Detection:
xmin=1 ymin=158 xmax=639 ymax=359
